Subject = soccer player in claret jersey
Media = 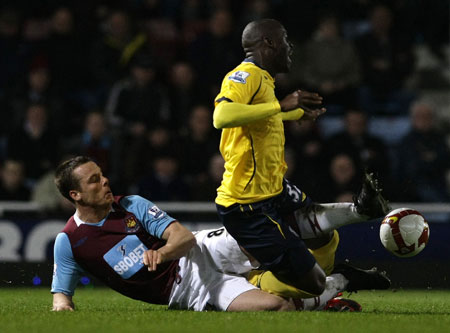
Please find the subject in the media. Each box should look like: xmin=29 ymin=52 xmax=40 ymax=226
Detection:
xmin=51 ymin=156 xmax=386 ymax=312
xmin=213 ymin=19 xmax=391 ymax=304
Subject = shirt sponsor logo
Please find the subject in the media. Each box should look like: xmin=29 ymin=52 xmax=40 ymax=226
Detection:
xmin=228 ymin=71 xmax=250 ymax=84
xmin=103 ymin=235 xmax=148 ymax=279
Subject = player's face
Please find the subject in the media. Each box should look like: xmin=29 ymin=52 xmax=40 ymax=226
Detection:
xmin=274 ymin=27 xmax=293 ymax=73
xmin=71 ymin=162 xmax=114 ymax=208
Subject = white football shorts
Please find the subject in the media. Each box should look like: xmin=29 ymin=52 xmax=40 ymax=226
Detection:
xmin=168 ymin=228 xmax=258 ymax=311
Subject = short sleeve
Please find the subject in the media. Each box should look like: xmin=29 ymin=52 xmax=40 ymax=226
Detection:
xmin=119 ymin=195 xmax=175 ymax=238
xmin=51 ymin=233 xmax=84 ymax=296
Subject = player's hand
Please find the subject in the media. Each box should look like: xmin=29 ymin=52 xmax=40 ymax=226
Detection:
xmin=279 ymin=90 xmax=323 ymax=112
xmin=143 ymin=249 xmax=163 ymax=272
xmin=52 ymin=293 xmax=74 ymax=311
xmin=52 ymin=304 xmax=74 ymax=311
xmin=300 ymin=106 xmax=326 ymax=122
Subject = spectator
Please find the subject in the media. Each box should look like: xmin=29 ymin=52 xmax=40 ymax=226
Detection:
xmin=133 ymin=154 xmax=190 ymax=202
xmin=31 ymin=156 xmax=74 ymax=214
xmin=187 ymin=8 xmax=241 ymax=99
xmin=395 ymin=102 xmax=450 ymax=202
xmin=0 ymin=7 xmax=26 ymax=94
xmin=167 ymin=62 xmax=209 ymax=131
xmin=6 ymin=103 xmax=59 ymax=183
xmin=284 ymin=120 xmax=327 ymax=198
xmin=178 ymin=105 xmax=220 ymax=186
xmin=324 ymin=153 xmax=361 ymax=203
xmin=46 ymin=7 xmax=87 ymax=94
xmin=65 ymin=111 xmax=115 ymax=180
xmin=355 ymin=4 xmax=415 ymax=114
xmin=105 ymin=51 xmax=169 ymax=137
xmin=325 ymin=109 xmax=391 ymax=188
xmin=190 ymin=153 xmax=225 ymax=201
xmin=90 ymin=10 xmax=146 ymax=88
xmin=4 ymin=58 xmax=66 ymax=133
xmin=0 ymin=159 xmax=30 ymax=201
xmin=120 ymin=124 xmax=177 ymax=190
xmin=290 ymin=13 xmax=361 ymax=113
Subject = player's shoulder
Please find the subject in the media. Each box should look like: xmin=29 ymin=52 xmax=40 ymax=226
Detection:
xmin=119 ymin=195 xmax=166 ymax=219
xmin=226 ymin=61 xmax=264 ymax=85
xmin=120 ymin=195 xmax=152 ymax=205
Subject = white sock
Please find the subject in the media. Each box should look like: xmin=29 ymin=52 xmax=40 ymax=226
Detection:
xmin=295 ymin=203 xmax=368 ymax=239
xmin=299 ymin=274 xmax=349 ymax=311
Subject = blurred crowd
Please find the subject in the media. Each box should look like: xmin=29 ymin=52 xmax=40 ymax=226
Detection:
xmin=0 ymin=0 xmax=449 ymax=213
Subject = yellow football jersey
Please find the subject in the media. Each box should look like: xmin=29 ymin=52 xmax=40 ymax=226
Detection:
xmin=214 ymin=60 xmax=287 ymax=206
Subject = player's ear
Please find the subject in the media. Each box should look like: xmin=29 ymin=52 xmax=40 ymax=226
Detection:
xmin=69 ymin=190 xmax=80 ymax=202
xmin=262 ymin=36 xmax=275 ymax=49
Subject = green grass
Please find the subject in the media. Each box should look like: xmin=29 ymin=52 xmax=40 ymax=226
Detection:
xmin=0 ymin=288 xmax=449 ymax=333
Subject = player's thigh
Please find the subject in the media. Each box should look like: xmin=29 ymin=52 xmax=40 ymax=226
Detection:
xmin=219 ymin=201 xmax=317 ymax=275
xmin=227 ymin=289 xmax=294 ymax=312
xmin=194 ymin=228 xmax=257 ymax=274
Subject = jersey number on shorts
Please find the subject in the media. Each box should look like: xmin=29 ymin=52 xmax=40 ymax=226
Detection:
xmin=207 ymin=228 xmax=225 ymax=238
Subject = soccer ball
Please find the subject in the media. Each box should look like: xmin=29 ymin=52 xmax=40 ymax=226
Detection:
xmin=379 ymin=208 xmax=430 ymax=257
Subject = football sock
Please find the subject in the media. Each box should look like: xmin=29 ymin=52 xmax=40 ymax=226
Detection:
xmin=300 ymin=274 xmax=348 ymax=311
xmin=248 ymin=270 xmax=320 ymax=299
xmin=309 ymin=230 xmax=339 ymax=275
xmin=296 ymin=203 xmax=368 ymax=239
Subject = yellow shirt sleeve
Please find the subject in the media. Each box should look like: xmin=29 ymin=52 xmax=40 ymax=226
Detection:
xmin=281 ymin=108 xmax=304 ymax=121
xmin=213 ymin=101 xmax=281 ymax=129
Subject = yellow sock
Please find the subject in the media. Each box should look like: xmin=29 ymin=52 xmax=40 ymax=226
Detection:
xmin=309 ymin=230 xmax=339 ymax=275
xmin=247 ymin=270 xmax=319 ymax=299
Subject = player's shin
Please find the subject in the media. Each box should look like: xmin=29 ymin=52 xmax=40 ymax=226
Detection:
xmin=296 ymin=203 xmax=367 ymax=239
xmin=247 ymin=270 xmax=347 ymax=311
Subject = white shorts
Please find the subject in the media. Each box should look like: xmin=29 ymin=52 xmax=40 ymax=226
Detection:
xmin=168 ymin=228 xmax=258 ymax=311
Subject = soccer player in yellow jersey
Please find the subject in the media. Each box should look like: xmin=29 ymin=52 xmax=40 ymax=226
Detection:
xmin=213 ymin=19 xmax=391 ymax=302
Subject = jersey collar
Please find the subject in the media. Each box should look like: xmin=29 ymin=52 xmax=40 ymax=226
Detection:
xmin=242 ymin=58 xmax=274 ymax=80
xmin=74 ymin=209 xmax=114 ymax=227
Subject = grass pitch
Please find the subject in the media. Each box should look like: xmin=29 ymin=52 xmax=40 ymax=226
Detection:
xmin=0 ymin=288 xmax=449 ymax=333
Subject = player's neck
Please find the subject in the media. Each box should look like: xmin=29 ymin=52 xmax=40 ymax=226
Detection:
xmin=76 ymin=204 xmax=111 ymax=223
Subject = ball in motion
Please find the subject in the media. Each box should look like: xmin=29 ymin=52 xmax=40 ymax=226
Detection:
xmin=380 ymin=208 xmax=430 ymax=257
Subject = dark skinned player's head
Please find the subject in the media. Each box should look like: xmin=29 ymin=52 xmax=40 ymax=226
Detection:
xmin=241 ymin=19 xmax=293 ymax=75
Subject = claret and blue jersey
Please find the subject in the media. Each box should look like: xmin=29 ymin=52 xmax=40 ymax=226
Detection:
xmin=51 ymin=195 xmax=175 ymax=298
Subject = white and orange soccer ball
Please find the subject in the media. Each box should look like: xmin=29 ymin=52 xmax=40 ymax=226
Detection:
xmin=380 ymin=208 xmax=430 ymax=257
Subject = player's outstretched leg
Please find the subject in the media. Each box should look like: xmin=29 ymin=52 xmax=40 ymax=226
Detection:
xmin=332 ymin=261 xmax=391 ymax=292
xmin=294 ymin=171 xmax=391 ymax=239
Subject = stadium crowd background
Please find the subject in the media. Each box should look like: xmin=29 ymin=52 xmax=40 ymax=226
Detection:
xmin=0 ymin=0 xmax=449 ymax=214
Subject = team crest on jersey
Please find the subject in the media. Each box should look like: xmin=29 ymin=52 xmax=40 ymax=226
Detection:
xmin=228 ymin=71 xmax=250 ymax=84
xmin=125 ymin=217 xmax=137 ymax=229
xmin=148 ymin=205 xmax=163 ymax=218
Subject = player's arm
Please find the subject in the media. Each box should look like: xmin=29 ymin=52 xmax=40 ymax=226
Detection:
xmin=119 ymin=196 xmax=196 ymax=272
xmin=213 ymin=100 xmax=281 ymax=129
xmin=51 ymin=233 xmax=83 ymax=311
xmin=213 ymin=90 xmax=325 ymax=128
xmin=143 ymin=221 xmax=196 ymax=271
